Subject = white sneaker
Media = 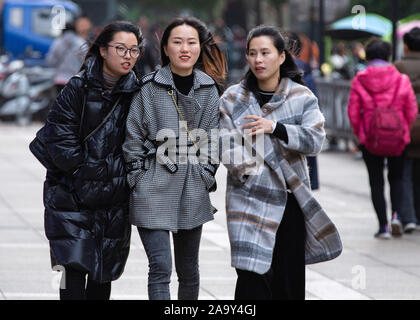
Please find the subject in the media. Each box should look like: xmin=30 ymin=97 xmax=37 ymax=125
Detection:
xmin=391 ymin=213 xmax=403 ymax=236
xmin=404 ymin=223 xmax=416 ymax=233
xmin=374 ymin=231 xmax=391 ymax=239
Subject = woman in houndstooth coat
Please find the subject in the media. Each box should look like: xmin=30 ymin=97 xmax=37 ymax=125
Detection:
xmin=122 ymin=17 xmax=227 ymax=300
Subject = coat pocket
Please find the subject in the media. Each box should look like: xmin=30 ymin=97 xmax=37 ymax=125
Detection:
xmin=72 ymin=160 xmax=107 ymax=207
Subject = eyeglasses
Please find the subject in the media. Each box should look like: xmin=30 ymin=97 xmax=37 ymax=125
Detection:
xmin=108 ymin=44 xmax=141 ymax=58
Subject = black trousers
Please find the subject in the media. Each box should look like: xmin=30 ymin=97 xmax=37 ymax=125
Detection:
xmin=413 ymin=159 xmax=420 ymax=224
xmin=235 ymin=194 xmax=306 ymax=300
xmin=361 ymin=146 xmax=405 ymax=228
xmin=59 ymin=267 xmax=111 ymax=300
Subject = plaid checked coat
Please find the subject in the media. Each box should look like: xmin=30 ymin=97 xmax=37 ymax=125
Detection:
xmin=123 ymin=65 xmax=219 ymax=232
xmin=219 ymin=78 xmax=342 ymax=274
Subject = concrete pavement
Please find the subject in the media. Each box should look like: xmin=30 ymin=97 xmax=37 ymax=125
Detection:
xmin=1 ymin=122 xmax=420 ymax=300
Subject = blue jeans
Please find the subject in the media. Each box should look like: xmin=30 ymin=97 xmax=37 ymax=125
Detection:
xmin=138 ymin=226 xmax=202 ymax=300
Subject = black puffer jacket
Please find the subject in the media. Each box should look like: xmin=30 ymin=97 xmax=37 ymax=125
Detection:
xmin=43 ymin=56 xmax=140 ymax=282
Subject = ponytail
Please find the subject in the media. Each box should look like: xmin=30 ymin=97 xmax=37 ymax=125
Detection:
xmin=281 ymin=50 xmax=303 ymax=84
xmin=197 ymin=33 xmax=227 ymax=88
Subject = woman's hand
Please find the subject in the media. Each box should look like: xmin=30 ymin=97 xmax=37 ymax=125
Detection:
xmin=242 ymin=115 xmax=276 ymax=135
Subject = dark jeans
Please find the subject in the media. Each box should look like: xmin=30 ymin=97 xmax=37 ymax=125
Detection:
xmin=234 ymin=194 xmax=306 ymax=300
xmin=59 ymin=267 xmax=111 ymax=300
xmin=138 ymin=225 xmax=202 ymax=300
xmin=307 ymin=156 xmax=319 ymax=190
xmin=361 ymin=146 xmax=405 ymax=228
xmin=399 ymin=158 xmax=417 ymax=225
xmin=413 ymin=159 xmax=420 ymax=224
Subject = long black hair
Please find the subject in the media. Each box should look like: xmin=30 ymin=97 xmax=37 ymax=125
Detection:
xmin=160 ymin=16 xmax=227 ymax=87
xmin=243 ymin=25 xmax=303 ymax=97
xmin=80 ymin=21 xmax=144 ymax=79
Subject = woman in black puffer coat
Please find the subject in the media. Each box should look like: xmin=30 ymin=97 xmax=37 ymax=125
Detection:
xmin=42 ymin=21 xmax=142 ymax=300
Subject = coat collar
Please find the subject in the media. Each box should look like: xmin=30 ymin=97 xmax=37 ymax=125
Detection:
xmin=237 ymin=77 xmax=291 ymax=114
xmin=153 ymin=64 xmax=215 ymax=91
xmin=82 ymin=56 xmax=140 ymax=94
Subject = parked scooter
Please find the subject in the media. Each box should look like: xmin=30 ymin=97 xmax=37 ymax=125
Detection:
xmin=0 ymin=58 xmax=56 ymax=125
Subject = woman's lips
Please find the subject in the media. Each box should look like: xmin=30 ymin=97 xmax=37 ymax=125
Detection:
xmin=255 ymin=66 xmax=265 ymax=72
xmin=179 ymin=55 xmax=191 ymax=61
xmin=122 ymin=62 xmax=131 ymax=69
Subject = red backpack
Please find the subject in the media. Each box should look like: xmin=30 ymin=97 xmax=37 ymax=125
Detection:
xmin=363 ymin=80 xmax=407 ymax=156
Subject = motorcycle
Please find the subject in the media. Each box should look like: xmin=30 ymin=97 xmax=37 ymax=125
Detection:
xmin=0 ymin=58 xmax=56 ymax=125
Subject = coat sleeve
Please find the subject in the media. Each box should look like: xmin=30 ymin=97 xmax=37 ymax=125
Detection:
xmin=43 ymin=77 xmax=85 ymax=173
xmin=279 ymin=93 xmax=326 ymax=156
xmin=45 ymin=39 xmax=61 ymax=68
xmin=197 ymin=86 xmax=220 ymax=192
xmin=347 ymin=77 xmax=363 ymax=142
xmin=122 ymin=87 xmax=150 ymax=189
xmin=219 ymin=95 xmax=262 ymax=183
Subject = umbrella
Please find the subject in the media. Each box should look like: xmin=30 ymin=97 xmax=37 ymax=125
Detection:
xmin=325 ymin=13 xmax=392 ymax=40
xmin=397 ymin=20 xmax=420 ymax=38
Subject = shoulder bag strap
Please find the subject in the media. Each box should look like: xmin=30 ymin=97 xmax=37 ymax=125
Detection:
xmin=82 ymin=95 xmax=122 ymax=143
xmin=167 ymin=89 xmax=199 ymax=152
xmin=79 ymin=83 xmax=88 ymax=140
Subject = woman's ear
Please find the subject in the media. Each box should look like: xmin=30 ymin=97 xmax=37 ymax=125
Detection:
xmin=279 ymin=51 xmax=286 ymax=65
xmin=99 ymin=46 xmax=107 ymax=60
xmin=163 ymin=45 xmax=168 ymax=57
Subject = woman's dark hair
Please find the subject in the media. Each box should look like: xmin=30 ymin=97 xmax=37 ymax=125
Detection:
xmin=403 ymin=27 xmax=420 ymax=52
xmin=365 ymin=38 xmax=391 ymax=61
xmin=81 ymin=21 xmax=143 ymax=78
xmin=243 ymin=25 xmax=303 ymax=96
xmin=160 ymin=16 xmax=227 ymax=86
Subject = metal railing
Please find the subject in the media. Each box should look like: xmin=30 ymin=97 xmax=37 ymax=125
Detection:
xmin=315 ymin=77 xmax=354 ymax=143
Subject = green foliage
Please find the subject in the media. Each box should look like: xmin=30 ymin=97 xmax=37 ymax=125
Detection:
xmin=117 ymin=0 xmax=226 ymax=26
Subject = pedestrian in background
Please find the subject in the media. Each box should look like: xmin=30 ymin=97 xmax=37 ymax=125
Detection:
xmin=395 ymin=27 xmax=420 ymax=232
xmin=41 ymin=21 xmax=143 ymax=299
xmin=348 ymin=38 xmax=418 ymax=239
xmin=219 ymin=25 xmax=342 ymax=300
xmin=46 ymin=16 xmax=92 ymax=93
xmin=288 ymin=31 xmax=320 ymax=190
xmin=123 ymin=17 xmax=226 ymax=300
xmin=135 ymin=16 xmax=160 ymax=77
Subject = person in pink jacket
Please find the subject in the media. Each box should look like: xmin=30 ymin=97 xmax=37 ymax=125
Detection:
xmin=348 ymin=38 xmax=418 ymax=239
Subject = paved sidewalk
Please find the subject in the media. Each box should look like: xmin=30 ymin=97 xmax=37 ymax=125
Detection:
xmin=1 ymin=123 xmax=420 ymax=300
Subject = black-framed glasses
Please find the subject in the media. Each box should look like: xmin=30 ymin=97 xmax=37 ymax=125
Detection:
xmin=108 ymin=44 xmax=141 ymax=58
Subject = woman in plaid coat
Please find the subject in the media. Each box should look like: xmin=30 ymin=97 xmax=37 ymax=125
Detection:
xmin=219 ymin=26 xmax=342 ymax=300
xmin=123 ymin=17 xmax=226 ymax=300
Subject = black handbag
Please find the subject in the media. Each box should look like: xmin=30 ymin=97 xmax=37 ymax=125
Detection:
xmin=29 ymin=85 xmax=87 ymax=171
xmin=29 ymin=92 xmax=121 ymax=170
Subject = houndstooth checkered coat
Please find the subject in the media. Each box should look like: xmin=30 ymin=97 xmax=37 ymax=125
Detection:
xmin=219 ymin=78 xmax=343 ymax=274
xmin=123 ymin=65 xmax=219 ymax=232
